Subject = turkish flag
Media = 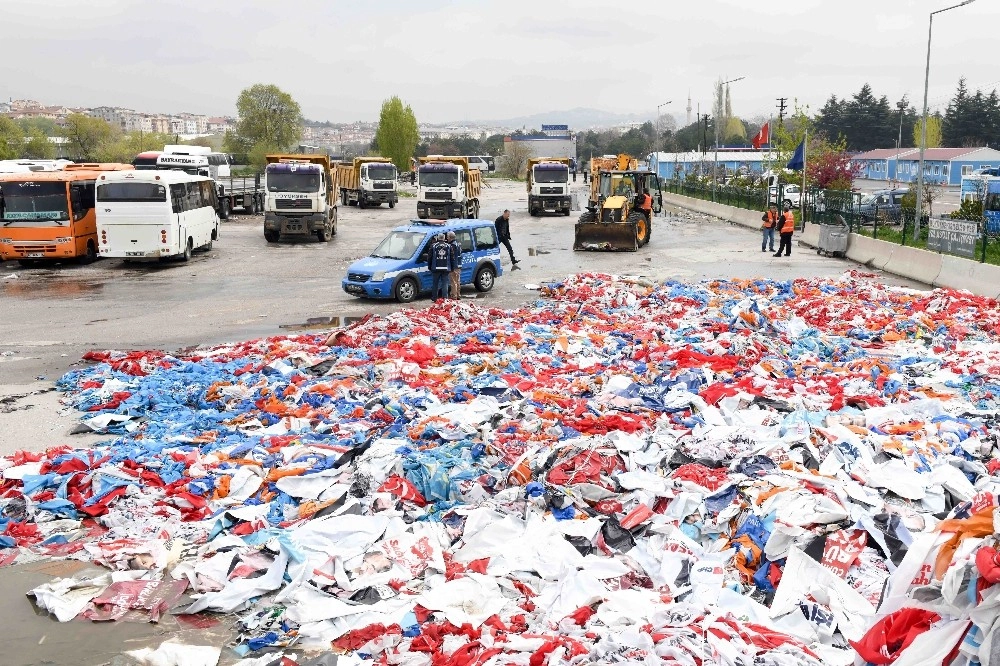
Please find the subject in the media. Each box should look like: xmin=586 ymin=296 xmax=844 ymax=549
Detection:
xmin=751 ymin=122 xmax=770 ymax=149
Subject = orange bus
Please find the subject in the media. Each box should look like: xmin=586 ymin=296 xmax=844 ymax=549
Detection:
xmin=0 ymin=163 xmax=133 ymax=265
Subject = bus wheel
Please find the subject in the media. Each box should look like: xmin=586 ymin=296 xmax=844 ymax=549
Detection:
xmin=180 ymin=238 xmax=193 ymax=262
xmin=78 ymin=241 xmax=97 ymax=264
xmin=17 ymin=259 xmax=37 ymax=268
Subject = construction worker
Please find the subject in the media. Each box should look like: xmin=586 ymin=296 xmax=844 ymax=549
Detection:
xmin=760 ymin=204 xmax=778 ymax=253
xmin=638 ymin=188 xmax=653 ymax=220
xmin=447 ymin=230 xmax=462 ymax=300
xmin=774 ymin=203 xmax=795 ymax=257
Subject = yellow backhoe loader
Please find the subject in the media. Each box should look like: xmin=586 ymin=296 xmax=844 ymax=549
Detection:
xmin=574 ymin=154 xmax=663 ymax=251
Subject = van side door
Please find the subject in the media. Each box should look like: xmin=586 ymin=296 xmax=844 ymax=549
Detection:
xmin=455 ymin=229 xmax=474 ymax=284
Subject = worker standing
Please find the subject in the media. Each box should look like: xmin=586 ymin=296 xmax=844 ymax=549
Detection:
xmin=638 ymin=188 xmax=653 ymax=220
xmin=760 ymin=204 xmax=778 ymax=253
xmin=773 ymin=203 xmax=795 ymax=257
xmin=447 ymin=230 xmax=462 ymax=300
xmin=494 ymin=209 xmax=519 ymax=266
xmin=428 ymin=233 xmax=453 ymax=300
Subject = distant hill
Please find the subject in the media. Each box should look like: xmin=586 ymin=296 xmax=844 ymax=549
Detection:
xmin=459 ymin=107 xmax=679 ymax=131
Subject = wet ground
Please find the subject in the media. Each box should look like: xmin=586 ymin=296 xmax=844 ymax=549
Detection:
xmin=0 ymin=179 xmax=926 ymax=665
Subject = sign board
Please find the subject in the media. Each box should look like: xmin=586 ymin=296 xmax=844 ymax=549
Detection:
xmin=541 ymin=124 xmax=568 ymax=131
xmin=927 ymin=218 xmax=977 ymax=258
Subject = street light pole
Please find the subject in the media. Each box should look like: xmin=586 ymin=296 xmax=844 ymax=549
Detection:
xmin=893 ymin=99 xmax=906 ymax=188
xmin=915 ymin=0 xmax=976 ymax=239
xmin=713 ymin=76 xmax=744 ymax=202
xmin=656 ymin=101 xmax=672 ymax=150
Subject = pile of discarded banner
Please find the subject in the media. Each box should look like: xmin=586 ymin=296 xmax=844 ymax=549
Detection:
xmin=2 ymin=271 xmax=1000 ymax=665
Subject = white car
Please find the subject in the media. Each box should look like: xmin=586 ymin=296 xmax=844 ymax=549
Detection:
xmin=768 ymin=184 xmax=801 ymax=207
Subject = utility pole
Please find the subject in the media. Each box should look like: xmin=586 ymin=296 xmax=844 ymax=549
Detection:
xmin=713 ymin=77 xmax=744 ymax=201
xmin=776 ymin=98 xmax=788 ymax=126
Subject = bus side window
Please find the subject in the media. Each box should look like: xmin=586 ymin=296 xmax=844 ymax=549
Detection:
xmin=170 ymin=184 xmax=185 ymax=213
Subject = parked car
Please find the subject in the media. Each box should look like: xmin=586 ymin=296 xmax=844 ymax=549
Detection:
xmin=342 ymin=218 xmax=503 ymax=303
xmin=857 ymin=188 xmax=908 ymax=225
xmin=767 ymin=183 xmax=801 ymax=207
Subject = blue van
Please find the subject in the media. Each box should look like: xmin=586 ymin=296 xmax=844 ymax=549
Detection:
xmin=342 ymin=219 xmax=503 ymax=302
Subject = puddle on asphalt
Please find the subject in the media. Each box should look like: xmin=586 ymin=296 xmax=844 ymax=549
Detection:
xmin=3 ymin=278 xmax=104 ymax=299
xmin=0 ymin=560 xmax=236 ymax=666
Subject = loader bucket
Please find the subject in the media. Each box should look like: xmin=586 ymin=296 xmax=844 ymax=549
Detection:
xmin=573 ymin=219 xmax=639 ymax=251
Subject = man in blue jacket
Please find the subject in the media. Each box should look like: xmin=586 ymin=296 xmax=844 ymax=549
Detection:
xmin=428 ymin=233 xmax=453 ymax=301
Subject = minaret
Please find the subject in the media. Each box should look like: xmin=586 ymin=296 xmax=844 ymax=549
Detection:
xmin=686 ymin=90 xmax=692 ymax=126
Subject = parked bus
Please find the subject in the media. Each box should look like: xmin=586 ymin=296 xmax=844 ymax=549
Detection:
xmin=96 ymin=171 xmax=220 ymax=262
xmin=0 ymin=159 xmax=73 ymax=174
xmin=132 ymin=151 xmax=162 ymax=170
xmin=0 ymin=163 xmax=133 ymax=265
xmin=157 ymin=145 xmax=231 ymax=179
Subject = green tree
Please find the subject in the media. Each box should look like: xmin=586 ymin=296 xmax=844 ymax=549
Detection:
xmin=374 ymin=96 xmax=420 ymax=171
xmin=62 ymin=113 xmax=115 ymax=161
xmin=23 ymin=130 xmax=55 ymax=159
xmin=225 ymin=83 xmax=302 ymax=155
xmin=914 ymin=114 xmax=943 ymax=149
xmin=17 ymin=117 xmax=60 ymax=137
xmin=0 ymin=116 xmax=26 ymax=159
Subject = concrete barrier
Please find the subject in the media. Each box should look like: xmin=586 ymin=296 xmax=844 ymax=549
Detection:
xmin=845 ymin=234 xmax=889 ymax=269
xmin=883 ymin=245 xmax=942 ymax=285
xmin=935 ymin=255 xmax=1000 ymax=298
xmin=798 ymin=224 xmax=820 ymax=248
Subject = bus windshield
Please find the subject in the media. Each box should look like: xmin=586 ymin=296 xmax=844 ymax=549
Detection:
xmin=267 ymin=172 xmax=320 ymax=193
xmin=0 ymin=181 xmax=69 ymax=223
xmin=96 ymin=182 xmax=167 ymax=202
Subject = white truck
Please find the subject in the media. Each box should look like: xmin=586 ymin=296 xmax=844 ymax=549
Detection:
xmin=150 ymin=146 xmax=264 ymax=219
xmin=336 ymin=158 xmax=398 ymax=208
xmin=527 ymin=157 xmax=571 ymax=216
xmin=415 ymin=156 xmax=482 ymax=219
xmin=262 ymin=154 xmax=338 ymax=243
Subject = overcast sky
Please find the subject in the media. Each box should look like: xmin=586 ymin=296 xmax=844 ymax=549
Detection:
xmin=3 ymin=0 xmax=997 ymax=125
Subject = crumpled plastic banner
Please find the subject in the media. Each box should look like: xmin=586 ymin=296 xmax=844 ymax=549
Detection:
xmin=4 ymin=271 xmax=1000 ymax=665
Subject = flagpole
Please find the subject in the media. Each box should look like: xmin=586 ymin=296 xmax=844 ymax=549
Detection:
xmin=801 ymin=130 xmax=807 ymax=227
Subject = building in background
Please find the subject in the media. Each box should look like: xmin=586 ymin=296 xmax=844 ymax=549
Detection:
xmin=853 ymin=147 xmax=1000 ymax=186
xmin=504 ymin=124 xmax=577 ymax=162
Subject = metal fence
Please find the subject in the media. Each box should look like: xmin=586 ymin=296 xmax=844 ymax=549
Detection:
xmin=663 ymin=179 xmax=1000 ymax=264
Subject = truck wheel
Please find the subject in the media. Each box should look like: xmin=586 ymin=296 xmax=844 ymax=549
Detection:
xmin=474 ymin=265 xmax=495 ymax=292
xmin=389 ymin=199 xmax=395 ymax=209
xmin=563 ymin=208 xmax=571 ymax=216
xmin=341 ymin=191 xmax=347 ymax=206
xmin=472 ymin=202 xmax=480 ymax=218
xmin=317 ymin=227 xmax=329 ymax=242
xmin=359 ymin=197 xmax=366 ymax=209
xmin=220 ymin=199 xmax=231 ymax=220
xmin=394 ymin=277 xmax=418 ymax=303
xmin=264 ymin=230 xmax=279 ymax=243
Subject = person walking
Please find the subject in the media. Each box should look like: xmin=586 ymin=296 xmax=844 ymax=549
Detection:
xmin=760 ymin=204 xmax=778 ymax=253
xmin=773 ymin=203 xmax=795 ymax=257
xmin=428 ymin=233 xmax=453 ymax=300
xmin=447 ymin=230 xmax=462 ymax=300
xmin=494 ymin=209 xmax=519 ymax=265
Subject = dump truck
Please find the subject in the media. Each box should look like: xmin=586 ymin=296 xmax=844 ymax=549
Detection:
xmin=336 ymin=157 xmax=398 ymax=209
xmin=526 ymin=157 xmax=571 ymax=216
xmin=575 ymin=153 xmax=663 ymax=252
xmin=263 ymin=154 xmax=338 ymax=243
xmin=416 ymin=156 xmax=482 ymax=219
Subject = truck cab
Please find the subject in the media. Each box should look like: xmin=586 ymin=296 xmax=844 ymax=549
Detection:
xmin=416 ymin=157 xmax=481 ymax=219
xmin=527 ymin=159 xmax=571 ymax=216
xmin=357 ymin=161 xmax=398 ymax=208
xmin=263 ymin=156 xmax=337 ymax=242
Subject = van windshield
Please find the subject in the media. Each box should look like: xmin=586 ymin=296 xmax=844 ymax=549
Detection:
xmin=371 ymin=230 xmax=424 ymax=260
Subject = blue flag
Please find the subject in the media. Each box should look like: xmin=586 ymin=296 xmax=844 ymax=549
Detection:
xmin=786 ymin=140 xmax=805 ymax=170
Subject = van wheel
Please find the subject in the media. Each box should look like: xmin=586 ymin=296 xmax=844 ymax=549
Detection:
xmin=474 ymin=265 xmax=495 ymax=292
xmin=180 ymin=238 xmax=193 ymax=261
xmin=264 ymin=230 xmax=279 ymax=242
xmin=394 ymin=277 xmax=418 ymax=303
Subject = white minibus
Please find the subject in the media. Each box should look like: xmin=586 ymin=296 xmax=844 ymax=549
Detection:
xmin=96 ymin=171 xmax=219 ymax=261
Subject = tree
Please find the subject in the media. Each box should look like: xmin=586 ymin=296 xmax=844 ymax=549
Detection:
xmin=225 ymin=84 xmax=302 ymax=155
xmin=913 ymin=114 xmax=943 ymax=149
xmin=502 ymin=139 xmax=532 ymax=178
xmin=0 ymin=116 xmax=25 ymax=159
xmin=62 ymin=113 xmax=115 ymax=161
xmin=374 ymin=96 xmax=420 ymax=171
xmin=23 ymin=130 xmax=55 ymax=159
xmin=17 ymin=117 xmax=60 ymax=137
xmin=806 ymin=140 xmax=862 ymax=190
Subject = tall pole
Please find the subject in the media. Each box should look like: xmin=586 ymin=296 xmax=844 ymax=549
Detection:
xmin=713 ymin=76 xmax=744 ymax=202
xmin=894 ymin=100 xmax=905 ymax=188
xmin=915 ymin=0 xmax=976 ymax=240
xmin=656 ymin=101 xmax=672 ymax=152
